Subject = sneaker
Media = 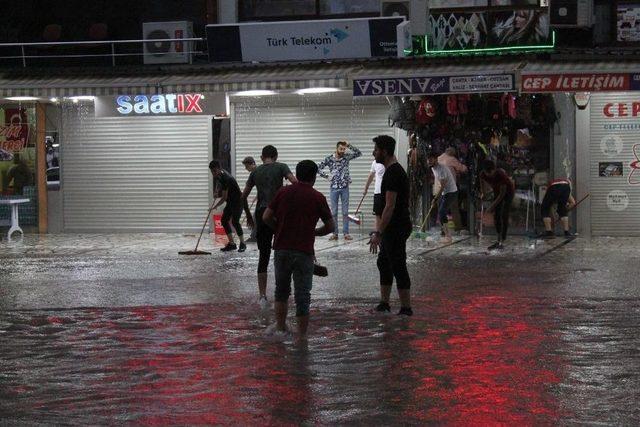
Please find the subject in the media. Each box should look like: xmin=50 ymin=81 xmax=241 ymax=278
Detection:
xmin=375 ymin=302 xmax=391 ymax=312
xmin=329 ymin=234 xmax=339 ymax=241
xmin=487 ymin=241 xmax=501 ymax=250
xmin=344 ymin=234 xmax=353 ymax=241
xmin=441 ymin=236 xmax=453 ymax=244
xmin=564 ymin=231 xmax=573 ymax=238
xmin=398 ymin=307 xmax=413 ymax=316
xmin=238 ymin=242 xmax=246 ymax=253
xmin=221 ymin=243 xmax=237 ymax=252
xmin=259 ymin=296 xmax=269 ymax=310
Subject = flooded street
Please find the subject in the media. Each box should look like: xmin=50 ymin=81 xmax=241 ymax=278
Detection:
xmin=1 ymin=234 xmax=639 ymax=424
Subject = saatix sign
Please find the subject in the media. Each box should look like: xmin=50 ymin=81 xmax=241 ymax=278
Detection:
xmin=95 ymin=93 xmax=227 ymax=118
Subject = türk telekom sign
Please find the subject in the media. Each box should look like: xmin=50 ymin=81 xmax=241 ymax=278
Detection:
xmin=521 ymin=73 xmax=640 ymax=92
xmin=94 ymin=93 xmax=227 ymax=117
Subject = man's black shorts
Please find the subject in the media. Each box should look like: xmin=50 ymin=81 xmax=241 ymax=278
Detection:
xmin=373 ymin=193 xmax=384 ymax=216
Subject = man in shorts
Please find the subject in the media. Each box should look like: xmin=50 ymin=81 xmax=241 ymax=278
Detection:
xmin=369 ymin=135 xmax=413 ymax=316
xmin=541 ymin=177 xmax=576 ymax=238
xmin=209 ymin=160 xmax=246 ymax=252
xmin=427 ymin=152 xmax=458 ymax=244
xmin=263 ymin=160 xmax=334 ymax=336
xmin=241 ymin=145 xmax=297 ymax=308
xmin=364 ymin=159 xmax=385 ymax=229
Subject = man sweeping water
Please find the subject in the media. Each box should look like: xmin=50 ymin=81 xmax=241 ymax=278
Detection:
xmin=209 ymin=160 xmax=246 ymax=253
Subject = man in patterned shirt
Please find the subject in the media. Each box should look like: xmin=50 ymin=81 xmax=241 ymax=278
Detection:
xmin=318 ymin=141 xmax=362 ymax=240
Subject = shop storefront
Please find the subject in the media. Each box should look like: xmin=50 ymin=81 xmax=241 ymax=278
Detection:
xmin=521 ymin=62 xmax=640 ymax=237
xmin=350 ymin=63 xmax=566 ymax=236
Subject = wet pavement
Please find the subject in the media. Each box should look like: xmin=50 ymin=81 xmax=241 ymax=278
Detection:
xmin=1 ymin=233 xmax=639 ymax=424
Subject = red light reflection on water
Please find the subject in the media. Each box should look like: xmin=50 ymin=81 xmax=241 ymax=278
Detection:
xmin=406 ymin=295 xmax=563 ymax=424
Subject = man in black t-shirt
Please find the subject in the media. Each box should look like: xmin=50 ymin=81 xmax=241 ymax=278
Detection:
xmin=369 ymin=135 xmax=413 ymax=316
xmin=209 ymin=160 xmax=246 ymax=253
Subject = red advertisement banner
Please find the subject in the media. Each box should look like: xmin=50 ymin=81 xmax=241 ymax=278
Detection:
xmin=0 ymin=109 xmax=30 ymax=153
xmin=521 ymin=73 xmax=633 ymax=92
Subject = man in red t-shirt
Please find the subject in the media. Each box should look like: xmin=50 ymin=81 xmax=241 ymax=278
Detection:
xmin=263 ymin=160 xmax=335 ymax=337
xmin=479 ymin=160 xmax=515 ymax=250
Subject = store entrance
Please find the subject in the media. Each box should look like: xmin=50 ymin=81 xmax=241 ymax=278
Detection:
xmin=401 ymin=93 xmax=556 ymax=237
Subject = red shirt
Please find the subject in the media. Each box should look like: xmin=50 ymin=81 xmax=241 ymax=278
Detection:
xmin=481 ymin=168 xmax=515 ymax=196
xmin=269 ymin=183 xmax=332 ymax=255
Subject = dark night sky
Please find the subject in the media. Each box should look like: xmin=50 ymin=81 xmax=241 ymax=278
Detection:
xmin=0 ymin=0 xmax=208 ymax=42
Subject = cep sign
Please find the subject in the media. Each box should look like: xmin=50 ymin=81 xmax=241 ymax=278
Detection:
xmin=95 ymin=93 xmax=227 ymax=118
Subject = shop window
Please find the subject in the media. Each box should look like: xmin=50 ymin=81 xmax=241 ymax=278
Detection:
xmin=0 ymin=105 xmax=38 ymax=226
xmin=239 ymin=0 xmax=379 ymax=21
xmin=319 ymin=0 xmax=380 ymax=15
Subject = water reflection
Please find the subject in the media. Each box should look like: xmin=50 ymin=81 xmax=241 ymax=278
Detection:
xmin=1 ymin=296 xmax=638 ymax=424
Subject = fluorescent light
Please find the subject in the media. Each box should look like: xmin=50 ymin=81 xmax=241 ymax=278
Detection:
xmin=233 ymin=90 xmax=277 ymax=97
xmin=50 ymin=97 xmax=59 ymax=103
xmin=295 ymin=87 xmax=341 ymax=95
xmin=67 ymin=96 xmax=95 ymax=101
xmin=6 ymin=96 xmax=39 ymax=101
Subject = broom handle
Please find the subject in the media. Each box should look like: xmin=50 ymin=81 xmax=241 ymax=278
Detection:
xmin=354 ymin=193 xmax=367 ymax=215
xmin=194 ymin=199 xmax=217 ymax=252
xmin=420 ymin=201 xmax=437 ymax=231
xmin=568 ymin=193 xmax=589 ymax=212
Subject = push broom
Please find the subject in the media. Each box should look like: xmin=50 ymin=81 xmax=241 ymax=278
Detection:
xmin=179 ymin=199 xmax=217 ymax=255
xmin=412 ymin=201 xmax=437 ymax=239
xmin=347 ymin=193 xmax=367 ymax=225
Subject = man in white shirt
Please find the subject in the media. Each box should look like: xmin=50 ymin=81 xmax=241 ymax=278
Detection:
xmin=427 ymin=152 xmax=458 ymax=243
xmin=438 ymin=147 xmax=467 ymax=232
xmin=364 ymin=160 xmax=385 ymax=227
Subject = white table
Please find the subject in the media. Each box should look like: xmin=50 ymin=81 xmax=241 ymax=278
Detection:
xmin=0 ymin=198 xmax=30 ymax=241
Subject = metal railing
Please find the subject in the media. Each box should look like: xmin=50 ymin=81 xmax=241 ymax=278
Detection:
xmin=0 ymin=37 xmax=206 ymax=67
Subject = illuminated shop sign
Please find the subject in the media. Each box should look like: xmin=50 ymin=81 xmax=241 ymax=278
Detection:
xmin=522 ymin=73 xmax=640 ymax=92
xmin=206 ymin=17 xmax=403 ymax=63
xmin=94 ymin=93 xmax=227 ymax=118
xmin=353 ymin=74 xmax=515 ymax=97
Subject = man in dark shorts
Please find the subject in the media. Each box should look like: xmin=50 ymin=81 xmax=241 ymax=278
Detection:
xmin=369 ymin=135 xmax=413 ymax=316
xmin=541 ymin=178 xmax=576 ymax=239
xmin=241 ymin=145 xmax=297 ymax=308
xmin=263 ymin=160 xmax=334 ymax=337
xmin=479 ymin=160 xmax=515 ymax=250
xmin=209 ymin=160 xmax=246 ymax=252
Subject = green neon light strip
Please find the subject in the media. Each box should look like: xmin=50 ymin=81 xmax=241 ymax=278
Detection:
xmin=419 ymin=30 xmax=555 ymax=55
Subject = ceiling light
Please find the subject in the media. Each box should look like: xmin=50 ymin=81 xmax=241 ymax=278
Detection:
xmin=295 ymin=87 xmax=341 ymax=95
xmin=6 ymin=96 xmax=39 ymax=101
xmin=233 ymin=90 xmax=277 ymax=97
xmin=68 ymin=96 xmax=96 ymax=101
xmin=50 ymin=97 xmax=59 ymax=103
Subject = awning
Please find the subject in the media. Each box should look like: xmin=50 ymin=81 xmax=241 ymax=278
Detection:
xmin=0 ymin=64 xmax=352 ymax=97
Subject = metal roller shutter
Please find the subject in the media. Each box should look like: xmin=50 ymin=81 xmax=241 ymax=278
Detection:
xmin=61 ymin=103 xmax=210 ymax=232
xmin=589 ymin=93 xmax=640 ymax=236
xmin=233 ymin=95 xmax=392 ymax=231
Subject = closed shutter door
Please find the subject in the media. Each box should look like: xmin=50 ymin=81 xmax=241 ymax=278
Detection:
xmin=233 ymin=98 xmax=391 ymax=231
xmin=589 ymin=93 xmax=640 ymax=236
xmin=61 ymin=104 xmax=210 ymax=232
